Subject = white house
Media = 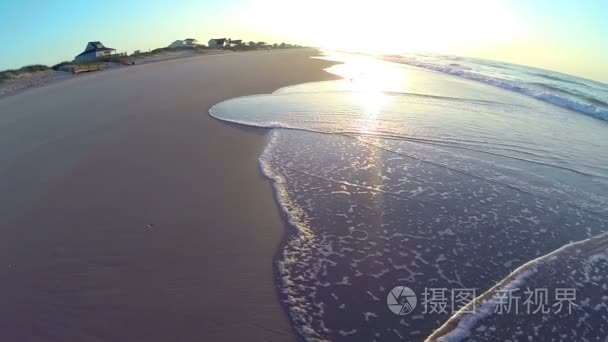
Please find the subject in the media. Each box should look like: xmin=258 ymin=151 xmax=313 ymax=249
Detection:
xmin=74 ymin=41 xmax=116 ymax=62
xmin=168 ymin=38 xmax=199 ymax=48
xmin=208 ymin=38 xmax=227 ymax=48
xmin=169 ymin=40 xmax=185 ymax=48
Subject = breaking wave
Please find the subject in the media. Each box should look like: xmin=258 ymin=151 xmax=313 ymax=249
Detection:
xmin=386 ymin=54 xmax=608 ymax=122
xmin=427 ymin=232 xmax=608 ymax=341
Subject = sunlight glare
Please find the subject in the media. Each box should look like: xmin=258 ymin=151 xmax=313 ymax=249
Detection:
xmin=236 ymin=0 xmax=526 ymax=55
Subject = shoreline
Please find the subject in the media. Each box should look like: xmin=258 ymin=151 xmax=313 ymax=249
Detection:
xmin=0 ymin=48 xmax=340 ymax=341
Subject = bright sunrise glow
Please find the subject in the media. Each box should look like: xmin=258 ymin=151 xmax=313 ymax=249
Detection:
xmin=237 ymin=0 xmax=526 ymax=54
xmin=233 ymin=0 xmax=607 ymax=82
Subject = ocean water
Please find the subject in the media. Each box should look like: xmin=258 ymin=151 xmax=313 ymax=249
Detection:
xmin=210 ymin=52 xmax=608 ymax=341
xmin=385 ymin=53 xmax=608 ymax=122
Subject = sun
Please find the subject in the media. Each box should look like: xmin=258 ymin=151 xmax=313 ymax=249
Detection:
xmin=236 ymin=0 xmax=526 ymax=55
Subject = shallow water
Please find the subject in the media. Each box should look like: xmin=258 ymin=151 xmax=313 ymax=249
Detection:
xmin=210 ymin=52 xmax=608 ymax=341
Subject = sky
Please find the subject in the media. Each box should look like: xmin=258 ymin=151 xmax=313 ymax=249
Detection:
xmin=0 ymin=0 xmax=607 ymax=82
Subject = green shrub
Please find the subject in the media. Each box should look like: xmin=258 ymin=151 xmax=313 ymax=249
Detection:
xmin=52 ymin=61 xmax=73 ymax=70
xmin=21 ymin=64 xmax=50 ymax=72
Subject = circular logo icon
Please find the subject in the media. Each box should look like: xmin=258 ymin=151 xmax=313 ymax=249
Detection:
xmin=387 ymin=286 xmax=417 ymax=315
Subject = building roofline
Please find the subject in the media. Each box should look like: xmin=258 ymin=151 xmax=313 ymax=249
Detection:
xmin=75 ymin=47 xmax=116 ymax=57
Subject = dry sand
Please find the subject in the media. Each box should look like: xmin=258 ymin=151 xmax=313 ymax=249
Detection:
xmin=130 ymin=48 xmax=228 ymax=65
xmin=0 ymin=48 xmax=339 ymax=341
xmin=0 ymin=49 xmax=230 ymax=99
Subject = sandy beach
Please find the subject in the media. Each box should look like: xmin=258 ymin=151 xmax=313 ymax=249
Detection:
xmin=0 ymin=49 xmax=230 ymax=99
xmin=0 ymin=48 xmax=339 ymax=341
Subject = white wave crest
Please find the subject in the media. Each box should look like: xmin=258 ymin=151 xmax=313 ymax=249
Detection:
xmin=388 ymin=55 xmax=608 ymax=122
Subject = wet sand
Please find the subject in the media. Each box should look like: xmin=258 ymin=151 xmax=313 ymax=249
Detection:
xmin=0 ymin=48 xmax=339 ymax=341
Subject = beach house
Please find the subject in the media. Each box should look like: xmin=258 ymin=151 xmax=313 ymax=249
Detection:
xmin=74 ymin=42 xmax=116 ymax=62
xmin=169 ymin=38 xmax=199 ymax=48
xmin=208 ymin=38 xmax=227 ymax=48
xmin=169 ymin=40 xmax=185 ymax=48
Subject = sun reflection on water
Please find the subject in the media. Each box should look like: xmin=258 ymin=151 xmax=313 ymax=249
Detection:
xmin=333 ymin=55 xmax=400 ymax=226
xmin=322 ymin=53 xmax=404 ymax=135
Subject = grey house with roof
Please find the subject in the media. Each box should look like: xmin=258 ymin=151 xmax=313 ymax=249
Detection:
xmin=75 ymin=42 xmax=116 ymax=62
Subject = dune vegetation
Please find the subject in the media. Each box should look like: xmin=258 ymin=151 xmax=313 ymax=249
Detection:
xmin=0 ymin=65 xmax=51 ymax=82
xmin=1 ymin=41 xmax=303 ymax=81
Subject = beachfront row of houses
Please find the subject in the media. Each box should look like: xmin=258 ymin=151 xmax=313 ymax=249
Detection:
xmin=74 ymin=37 xmax=252 ymax=62
xmin=168 ymin=38 xmax=247 ymax=49
xmin=169 ymin=38 xmax=243 ymax=49
xmin=169 ymin=38 xmax=245 ymax=48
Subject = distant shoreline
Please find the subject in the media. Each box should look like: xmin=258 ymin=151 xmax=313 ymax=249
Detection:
xmin=0 ymin=46 xmax=303 ymax=100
